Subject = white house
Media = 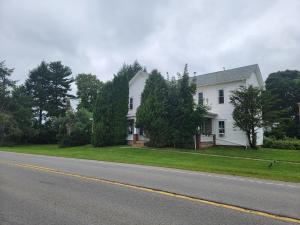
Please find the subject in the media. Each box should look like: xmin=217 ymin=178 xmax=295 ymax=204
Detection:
xmin=127 ymin=64 xmax=264 ymax=147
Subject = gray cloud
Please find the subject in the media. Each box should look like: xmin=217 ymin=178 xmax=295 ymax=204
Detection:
xmin=1 ymin=0 xmax=300 ymax=88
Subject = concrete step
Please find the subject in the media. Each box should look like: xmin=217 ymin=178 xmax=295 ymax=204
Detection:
xmin=132 ymin=140 xmax=145 ymax=147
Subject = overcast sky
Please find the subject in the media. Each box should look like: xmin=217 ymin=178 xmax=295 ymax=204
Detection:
xmin=1 ymin=0 xmax=300 ymax=86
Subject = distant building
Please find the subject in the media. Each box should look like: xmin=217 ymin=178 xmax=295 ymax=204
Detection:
xmin=127 ymin=64 xmax=264 ymax=147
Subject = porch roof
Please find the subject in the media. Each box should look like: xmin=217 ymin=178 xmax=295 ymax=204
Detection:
xmin=205 ymin=112 xmax=218 ymax=118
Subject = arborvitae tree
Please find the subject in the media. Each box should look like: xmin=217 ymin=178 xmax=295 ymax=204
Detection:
xmin=92 ymin=81 xmax=114 ymax=146
xmin=111 ymin=71 xmax=129 ymax=145
xmin=136 ymin=70 xmax=170 ymax=147
xmin=47 ymin=61 xmax=74 ymax=117
xmin=92 ymin=61 xmax=145 ymax=147
xmin=0 ymin=61 xmax=15 ymax=112
xmin=230 ymin=85 xmax=263 ymax=148
xmin=25 ymin=61 xmax=50 ymax=126
xmin=76 ymin=73 xmax=103 ymax=112
xmin=125 ymin=60 xmax=144 ymax=80
xmin=110 ymin=61 xmax=145 ymax=145
xmin=170 ymin=64 xmax=199 ymax=148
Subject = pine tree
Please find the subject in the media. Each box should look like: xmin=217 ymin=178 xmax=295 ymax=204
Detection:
xmin=25 ymin=61 xmax=50 ymax=126
xmin=0 ymin=61 xmax=15 ymax=112
xmin=136 ymin=70 xmax=170 ymax=147
xmin=47 ymin=61 xmax=74 ymax=117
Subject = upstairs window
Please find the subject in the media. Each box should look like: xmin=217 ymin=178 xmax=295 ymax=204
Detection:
xmin=218 ymin=89 xmax=224 ymax=104
xmin=198 ymin=92 xmax=204 ymax=105
xmin=129 ymin=97 xmax=133 ymax=110
xmin=218 ymin=121 xmax=225 ymax=136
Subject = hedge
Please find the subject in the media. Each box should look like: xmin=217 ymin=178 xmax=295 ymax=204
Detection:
xmin=263 ymin=137 xmax=300 ymax=150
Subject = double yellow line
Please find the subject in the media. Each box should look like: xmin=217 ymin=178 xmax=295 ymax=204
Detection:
xmin=1 ymin=159 xmax=299 ymax=224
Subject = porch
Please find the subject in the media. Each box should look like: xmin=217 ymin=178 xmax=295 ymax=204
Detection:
xmin=126 ymin=112 xmax=218 ymax=149
xmin=127 ymin=118 xmax=148 ymax=147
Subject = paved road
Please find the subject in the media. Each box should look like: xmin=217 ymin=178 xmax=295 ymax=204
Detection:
xmin=0 ymin=151 xmax=300 ymax=225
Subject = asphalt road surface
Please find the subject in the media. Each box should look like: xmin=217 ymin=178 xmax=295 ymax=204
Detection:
xmin=0 ymin=151 xmax=299 ymax=225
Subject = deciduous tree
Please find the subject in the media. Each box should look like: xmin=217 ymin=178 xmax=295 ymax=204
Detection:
xmin=76 ymin=73 xmax=102 ymax=112
xmin=230 ymin=85 xmax=263 ymax=148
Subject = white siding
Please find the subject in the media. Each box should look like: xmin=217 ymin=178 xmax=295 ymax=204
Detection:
xmin=246 ymin=73 xmax=259 ymax=86
xmin=127 ymin=71 xmax=149 ymax=118
xmin=195 ymin=80 xmax=249 ymax=146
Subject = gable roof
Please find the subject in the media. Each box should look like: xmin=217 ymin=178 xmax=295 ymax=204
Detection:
xmin=129 ymin=70 xmax=149 ymax=87
xmin=194 ymin=64 xmax=263 ymax=87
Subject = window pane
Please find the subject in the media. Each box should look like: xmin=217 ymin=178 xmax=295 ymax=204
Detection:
xmin=198 ymin=92 xmax=203 ymax=105
xmin=129 ymin=98 xmax=133 ymax=109
xmin=218 ymin=90 xmax=224 ymax=104
xmin=218 ymin=121 xmax=225 ymax=134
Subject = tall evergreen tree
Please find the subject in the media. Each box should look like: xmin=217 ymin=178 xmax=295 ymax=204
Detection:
xmin=25 ymin=61 xmax=74 ymax=125
xmin=0 ymin=61 xmax=15 ymax=112
xmin=8 ymin=85 xmax=34 ymax=143
xmin=170 ymin=64 xmax=199 ymax=148
xmin=92 ymin=61 xmax=144 ymax=146
xmin=92 ymin=81 xmax=114 ymax=146
xmin=25 ymin=61 xmax=49 ymax=126
xmin=47 ymin=61 xmax=74 ymax=117
xmin=111 ymin=71 xmax=129 ymax=145
xmin=76 ymin=73 xmax=103 ymax=112
xmin=136 ymin=70 xmax=170 ymax=147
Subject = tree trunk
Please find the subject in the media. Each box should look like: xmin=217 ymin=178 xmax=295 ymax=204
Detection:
xmin=246 ymin=131 xmax=251 ymax=148
xmin=250 ymin=127 xmax=257 ymax=149
xmin=38 ymin=109 xmax=42 ymax=126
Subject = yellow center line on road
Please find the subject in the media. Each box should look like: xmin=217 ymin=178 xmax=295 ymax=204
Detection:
xmin=1 ymin=159 xmax=299 ymax=224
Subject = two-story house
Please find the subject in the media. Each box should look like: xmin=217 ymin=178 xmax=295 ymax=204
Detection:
xmin=127 ymin=64 xmax=264 ymax=147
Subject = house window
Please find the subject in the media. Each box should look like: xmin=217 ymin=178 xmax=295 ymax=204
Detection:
xmin=218 ymin=121 xmax=225 ymax=136
xmin=198 ymin=92 xmax=204 ymax=105
xmin=218 ymin=90 xmax=224 ymax=104
xmin=129 ymin=97 xmax=133 ymax=110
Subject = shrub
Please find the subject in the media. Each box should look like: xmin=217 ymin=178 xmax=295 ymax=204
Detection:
xmin=263 ymin=137 xmax=300 ymax=150
xmin=57 ymin=108 xmax=92 ymax=147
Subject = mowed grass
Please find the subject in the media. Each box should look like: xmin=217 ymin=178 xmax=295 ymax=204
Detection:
xmin=0 ymin=145 xmax=300 ymax=183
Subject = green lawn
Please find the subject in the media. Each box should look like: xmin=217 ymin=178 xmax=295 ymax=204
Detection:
xmin=0 ymin=145 xmax=300 ymax=183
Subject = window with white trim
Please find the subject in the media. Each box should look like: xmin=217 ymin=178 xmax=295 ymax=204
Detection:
xmin=198 ymin=92 xmax=204 ymax=105
xmin=129 ymin=97 xmax=133 ymax=110
xmin=218 ymin=89 xmax=224 ymax=104
xmin=218 ymin=121 xmax=225 ymax=136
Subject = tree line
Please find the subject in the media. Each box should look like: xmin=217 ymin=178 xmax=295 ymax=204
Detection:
xmin=0 ymin=59 xmax=299 ymax=148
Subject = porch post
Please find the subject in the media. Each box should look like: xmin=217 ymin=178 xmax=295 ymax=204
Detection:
xmin=213 ymin=134 xmax=216 ymax=146
xmin=133 ymin=122 xmax=139 ymax=144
